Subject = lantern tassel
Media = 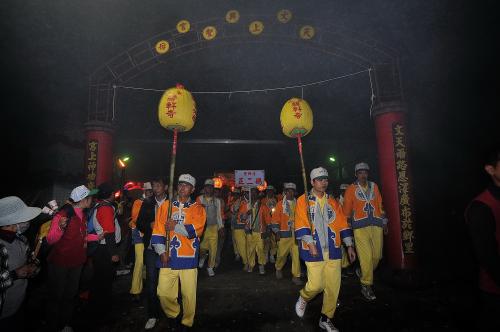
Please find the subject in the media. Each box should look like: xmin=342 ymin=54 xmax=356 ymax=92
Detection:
xmin=164 ymin=128 xmax=178 ymax=267
xmin=297 ymin=135 xmax=314 ymax=231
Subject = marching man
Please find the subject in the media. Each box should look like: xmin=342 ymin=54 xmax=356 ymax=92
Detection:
xmin=151 ymin=174 xmax=206 ymax=329
xmin=271 ymin=182 xmax=303 ymax=285
xmin=197 ymin=179 xmax=224 ymax=277
xmin=295 ymin=167 xmax=356 ymax=332
xmin=261 ymin=186 xmax=278 ymax=263
xmin=228 ymin=188 xmax=243 ymax=261
xmin=342 ymin=162 xmax=387 ymax=301
xmin=129 ymin=182 xmax=153 ymax=301
xmin=238 ymin=187 xmax=271 ymax=274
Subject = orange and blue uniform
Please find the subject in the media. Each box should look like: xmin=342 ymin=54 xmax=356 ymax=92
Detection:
xmin=151 ymin=199 xmax=206 ymax=269
xmin=295 ymin=192 xmax=353 ymax=320
xmin=295 ymin=193 xmax=353 ymax=261
xmin=271 ymin=198 xmax=301 ymax=278
xmin=151 ymin=199 xmax=206 ymax=327
xmin=342 ymin=181 xmax=386 ymax=287
xmin=238 ymin=200 xmax=271 ymax=269
xmin=342 ymin=181 xmax=385 ymax=229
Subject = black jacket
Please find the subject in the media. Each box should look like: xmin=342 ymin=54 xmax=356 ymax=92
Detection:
xmin=136 ymin=197 xmax=158 ymax=249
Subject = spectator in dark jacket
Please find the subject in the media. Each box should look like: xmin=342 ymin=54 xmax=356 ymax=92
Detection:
xmin=466 ymin=149 xmax=500 ymax=331
xmin=136 ymin=177 xmax=167 ymax=330
xmin=89 ymin=182 xmax=120 ymax=328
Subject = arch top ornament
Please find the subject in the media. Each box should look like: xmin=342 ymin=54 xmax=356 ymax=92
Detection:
xmin=88 ymin=9 xmax=402 ymax=122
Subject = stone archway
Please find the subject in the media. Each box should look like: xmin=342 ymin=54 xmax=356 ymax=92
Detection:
xmin=84 ymin=10 xmax=414 ymax=270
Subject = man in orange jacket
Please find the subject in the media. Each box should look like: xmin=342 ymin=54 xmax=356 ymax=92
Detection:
xmin=342 ymin=162 xmax=387 ymax=301
xmin=271 ymin=182 xmax=303 ymax=285
xmin=294 ymin=167 xmax=356 ymax=332
xmin=261 ymin=186 xmax=278 ymax=264
xmin=129 ymin=182 xmax=153 ymax=300
xmin=238 ymin=187 xmax=271 ymax=274
xmin=151 ymin=174 xmax=206 ymax=329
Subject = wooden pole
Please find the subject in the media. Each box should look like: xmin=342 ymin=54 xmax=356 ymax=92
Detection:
xmin=297 ymin=134 xmax=313 ymax=229
xmin=164 ymin=128 xmax=178 ymax=266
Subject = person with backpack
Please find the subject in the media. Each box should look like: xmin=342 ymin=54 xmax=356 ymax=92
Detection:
xmin=88 ymin=182 xmax=121 ymax=328
xmin=45 ymin=185 xmax=98 ymax=332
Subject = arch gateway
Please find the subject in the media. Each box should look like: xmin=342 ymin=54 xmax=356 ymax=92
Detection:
xmin=84 ymin=10 xmax=415 ymax=270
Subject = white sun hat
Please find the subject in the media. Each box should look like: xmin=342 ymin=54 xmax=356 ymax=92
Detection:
xmin=0 ymin=196 xmax=42 ymax=227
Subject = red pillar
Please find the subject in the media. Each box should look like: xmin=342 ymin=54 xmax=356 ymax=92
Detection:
xmin=373 ymin=101 xmax=416 ymax=270
xmin=84 ymin=121 xmax=114 ymax=189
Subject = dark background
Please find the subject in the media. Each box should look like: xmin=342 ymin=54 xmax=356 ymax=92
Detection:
xmin=1 ymin=0 xmax=499 ymax=282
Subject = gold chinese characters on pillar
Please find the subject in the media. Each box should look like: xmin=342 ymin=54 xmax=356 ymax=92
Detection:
xmin=393 ymin=123 xmax=415 ymax=254
xmin=86 ymin=140 xmax=98 ymax=190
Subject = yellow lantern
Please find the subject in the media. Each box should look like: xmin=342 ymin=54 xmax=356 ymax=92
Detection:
xmin=158 ymin=84 xmax=197 ymax=132
xmin=280 ymin=98 xmax=313 ymax=138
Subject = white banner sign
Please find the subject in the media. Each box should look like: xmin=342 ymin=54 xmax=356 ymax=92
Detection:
xmin=234 ymin=170 xmax=265 ymax=187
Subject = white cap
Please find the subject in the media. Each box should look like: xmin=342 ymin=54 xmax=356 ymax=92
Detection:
xmin=204 ymin=179 xmax=214 ymax=186
xmin=340 ymin=183 xmax=349 ymax=190
xmin=283 ymin=182 xmax=297 ymax=190
xmin=355 ymin=162 xmax=370 ymax=173
xmin=143 ymin=182 xmax=152 ymax=190
xmin=70 ymin=185 xmax=98 ymax=202
xmin=310 ymin=167 xmax=329 ymax=180
xmin=0 ymin=196 xmax=41 ymax=226
xmin=178 ymin=174 xmax=196 ymax=187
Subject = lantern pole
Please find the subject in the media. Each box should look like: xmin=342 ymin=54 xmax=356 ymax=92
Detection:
xmin=297 ymin=134 xmax=314 ymax=230
xmin=247 ymin=186 xmax=252 ymax=268
xmin=164 ymin=128 xmax=178 ymax=266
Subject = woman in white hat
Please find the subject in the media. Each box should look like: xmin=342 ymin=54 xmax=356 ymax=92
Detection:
xmin=0 ymin=196 xmax=41 ymax=328
xmin=45 ymin=185 xmax=98 ymax=332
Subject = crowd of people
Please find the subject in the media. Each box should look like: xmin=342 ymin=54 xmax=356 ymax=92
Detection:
xmin=1 ymin=151 xmax=499 ymax=332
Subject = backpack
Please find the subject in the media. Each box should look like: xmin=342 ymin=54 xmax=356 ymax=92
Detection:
xmin=86 ymin=202 xmax=122 ymax=256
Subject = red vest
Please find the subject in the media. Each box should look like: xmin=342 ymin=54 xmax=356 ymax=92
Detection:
xmin=473 ymin=189 xmax=500 ymax=294
xmin=47 ymin=209 xmax=87 ymax=268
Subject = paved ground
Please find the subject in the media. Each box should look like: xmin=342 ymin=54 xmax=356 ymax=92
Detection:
xmin=23 ymin=236 xmax=479 ymax=332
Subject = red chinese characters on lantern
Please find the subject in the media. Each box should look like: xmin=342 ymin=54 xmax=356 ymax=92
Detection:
xmin=165 ymin=95 xmax=178 ymax=118
xmin=291 ymin=100 xmax=302 ymax=119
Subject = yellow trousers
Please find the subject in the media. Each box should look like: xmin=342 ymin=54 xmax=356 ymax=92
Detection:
xmin=246 ymin=232 xmax=266 ymax=268
xmin=157 ymin=268 xmax=198 ymax=327
xmin=300 ymin=253 xmax=341 ymax=319
xmin=354 ymin=225 xmax=383 ymax=286
xmin=200 ymin=225 xmax=218 ymax=268
xmin=130 ymin=243 xmax=144 ymax=295
xmin=275 ymin=237 xmax=301 ymax=278
xmin=233 ymin=229 xmax=248 ymax=265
